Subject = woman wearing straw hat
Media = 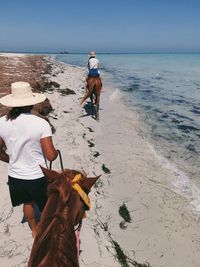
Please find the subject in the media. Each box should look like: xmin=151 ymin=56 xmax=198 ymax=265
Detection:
xmin=0 ymin=81 xmax=58 ymax=237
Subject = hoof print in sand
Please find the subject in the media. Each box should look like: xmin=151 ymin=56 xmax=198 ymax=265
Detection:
xmin=49 ymin=115 xmax=58 ymax=120
xmin=87 ymin=140 xmax=95 ymax=147
xmin=87 ymin=127 xmax=94 ymax=132
xmin=102 ymin=164 xmax=111 ymax=174
xmin=93 ymin=151 xmax=100 ymax=158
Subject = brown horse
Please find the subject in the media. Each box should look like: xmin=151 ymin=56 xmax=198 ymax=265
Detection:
xmin=28 ymin=166 xmax=100 ymax=267
xmin=81 ymin=77 xmax=102 ymax=120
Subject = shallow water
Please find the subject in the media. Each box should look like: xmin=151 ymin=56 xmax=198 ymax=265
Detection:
xmin=55 ymin=53 xmax=200 ymax=210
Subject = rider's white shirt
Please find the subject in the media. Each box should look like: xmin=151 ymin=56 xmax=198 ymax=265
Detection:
xmin=0 ymin=113 xmax=52 ymax=179
xmin=88 ymin=58 xmax=100 ymax=69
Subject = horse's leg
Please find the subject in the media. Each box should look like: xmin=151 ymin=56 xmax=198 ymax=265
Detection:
xmin=95 ymin=101 xmax=99 ymax=121
xmin=80 ymin=83 xmax=94 ymax=105
xmin=90 ymin=88 xmax=94 ymax=104
xmin=94 ymin=91 xmax=100 ymax=121
xmin=94 ymin=80 xmax=102 ymax=121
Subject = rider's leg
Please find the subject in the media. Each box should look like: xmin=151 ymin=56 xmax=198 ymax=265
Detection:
xmin=23 ymin=202 xmax=38 ymax=238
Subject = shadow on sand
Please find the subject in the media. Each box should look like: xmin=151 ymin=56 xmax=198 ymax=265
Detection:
xmin=80 ymin=101 xmax=96 ymax=119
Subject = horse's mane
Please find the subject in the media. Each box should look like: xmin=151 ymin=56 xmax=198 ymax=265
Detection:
xmin=28 ymin=170 xmax=81 ymax=267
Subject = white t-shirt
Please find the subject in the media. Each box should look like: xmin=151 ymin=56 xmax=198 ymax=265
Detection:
xmin=88 ymin=58 xmax=100 ymax=69
xmin=0 ymin=113 xmax=52 ymax=179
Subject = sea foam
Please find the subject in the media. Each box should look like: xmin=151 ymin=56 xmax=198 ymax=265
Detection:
xmin=147 ymin=141 xmax=200 ymax=215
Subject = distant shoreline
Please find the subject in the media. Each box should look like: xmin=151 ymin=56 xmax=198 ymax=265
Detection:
xmin=1 ymin=51 xmax=200 ymax=55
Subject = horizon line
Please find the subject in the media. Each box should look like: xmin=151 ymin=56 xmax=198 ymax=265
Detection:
xmin=1 ymin=50 xmax=200 ymax=55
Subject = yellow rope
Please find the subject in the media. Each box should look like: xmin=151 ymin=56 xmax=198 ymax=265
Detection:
xmin=71 ymin=174 xmax=90 ymax=209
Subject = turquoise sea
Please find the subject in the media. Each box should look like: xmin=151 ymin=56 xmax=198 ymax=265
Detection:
xmin=55 ymin=53 xmax=200 ymax=210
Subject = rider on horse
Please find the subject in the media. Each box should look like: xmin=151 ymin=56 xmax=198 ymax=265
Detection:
xmin=87 ymin=51 xmax=100 ymax=78
xmin=81 ymin=51 xmax=102 ymax=120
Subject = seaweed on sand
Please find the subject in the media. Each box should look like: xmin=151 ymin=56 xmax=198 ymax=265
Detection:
xmin=119 ymin=202 xmax=131 ymax=223
xmin=111 ymin=239 xmax=151 ymax=267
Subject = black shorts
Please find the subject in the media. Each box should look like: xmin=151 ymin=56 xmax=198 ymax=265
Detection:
xmin=7 ymin=176 xmax=48 ymax=212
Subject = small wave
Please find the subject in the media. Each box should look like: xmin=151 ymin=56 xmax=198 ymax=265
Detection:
xmin=173 ymin=174 xmax=200 ymax=214
xmin=109 ymin=89 xmax=121 ymax=102
xmin=146 ymin=142 xmax=200 ymax=214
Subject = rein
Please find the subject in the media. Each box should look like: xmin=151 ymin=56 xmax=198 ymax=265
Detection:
xmin=49 ymin=149 xmax=64 ymax=171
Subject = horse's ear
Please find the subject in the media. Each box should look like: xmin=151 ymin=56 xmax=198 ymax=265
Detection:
xmin=82 ymin=175 xmax=101 ymax=192
xmin=40 ymin=165 xmax=60 ymax=183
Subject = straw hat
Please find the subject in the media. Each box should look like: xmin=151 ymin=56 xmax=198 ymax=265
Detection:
xmin=0 ymin=82 xmax=46 ymax=107
xmin=89 ymin=51 xmax=96 ymax=57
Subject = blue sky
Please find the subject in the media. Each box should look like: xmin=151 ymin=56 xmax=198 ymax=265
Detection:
xmin=0 ymin=0 xmax=200 ymax=53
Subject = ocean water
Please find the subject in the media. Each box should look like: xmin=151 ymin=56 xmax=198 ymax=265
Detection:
xmin=55 ymin=53 xmax=200 ymax=210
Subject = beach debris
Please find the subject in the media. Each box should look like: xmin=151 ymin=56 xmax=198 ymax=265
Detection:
xmin=94 ymin=178 xmax=103 ymax=189
xmin=45 ymin=80 xmax=60 ymax=88
xmin=111 ymin=239 xmax=151 ymax=267
xmin=102 ymin=164 xmax=111 ymax=174
xmin=0 ymin=55 xmax=53 ymax=117
xmin=119 ymin=202 xmax=131 ymax=223
xmin=57 ymin=87 xmax=76 ymax=96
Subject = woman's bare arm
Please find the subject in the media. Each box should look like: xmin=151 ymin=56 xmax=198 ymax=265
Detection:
xmin=40 ymin=136 xmax=58 ymax=162
xmin=0 ymin=138 xmax=9 ymax=163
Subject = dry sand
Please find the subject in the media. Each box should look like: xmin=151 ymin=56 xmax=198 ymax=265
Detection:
xmin=0 ymin=54 xmax=200 ymax=267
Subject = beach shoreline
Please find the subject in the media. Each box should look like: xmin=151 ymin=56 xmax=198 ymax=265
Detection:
xmin=0 ymin=53 xmax=200 ymax=267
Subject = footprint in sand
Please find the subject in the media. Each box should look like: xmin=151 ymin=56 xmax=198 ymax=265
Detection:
xmin=87 ymin=140 xmax=95 ymax=147
xmin=93 ymin=151 xmax=100 ymax=158
xmin=102 ymin=164 xmax=111 ymax=174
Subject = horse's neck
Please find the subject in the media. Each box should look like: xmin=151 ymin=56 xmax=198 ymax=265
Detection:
xmin=29 ymin=195 xmax=79 ymax=267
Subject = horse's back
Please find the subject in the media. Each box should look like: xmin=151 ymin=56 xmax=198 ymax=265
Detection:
xmin=88 ymin=76 xmax=101 ymax=84
xmin=87 ymin=76 xmax=102 ymax=92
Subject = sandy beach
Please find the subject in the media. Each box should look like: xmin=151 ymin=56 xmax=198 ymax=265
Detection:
xmin=0 ymin=53 xmax=200 ymax=267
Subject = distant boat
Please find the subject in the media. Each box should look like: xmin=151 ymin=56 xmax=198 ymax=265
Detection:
xmin=59 ymin=51 xmax=69 ymax=54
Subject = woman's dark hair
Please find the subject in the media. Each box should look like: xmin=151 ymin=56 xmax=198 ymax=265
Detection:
xmin=6 ymin=106 xmax=33 ymax=120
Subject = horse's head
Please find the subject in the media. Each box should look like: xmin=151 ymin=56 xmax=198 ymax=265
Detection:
xmin=40 ymin=166 xmax=100 ymax=226
xmin=28 ymin=167 xmax=100 ymax=267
